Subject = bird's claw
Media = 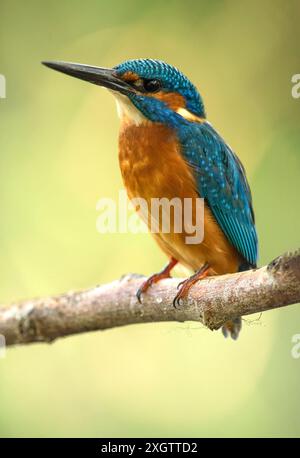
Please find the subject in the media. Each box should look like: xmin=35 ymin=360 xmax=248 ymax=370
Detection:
xmin=173 ymin=280 xmax=190 ymax=308
xmin=136 ymin=289 xmax=143 ymax=304
xmin=176 ymin=279 xmax=185 ymax=290
xmin=136 ymin=279 xmax=154 ymax=303
xmin=173 ymin=264 xmax=210 ymax=308
xmin=172 ymin=294 xmax=184 ymax=308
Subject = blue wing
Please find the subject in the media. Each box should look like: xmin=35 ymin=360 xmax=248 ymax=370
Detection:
xmin=178 ymin=121 xmax=258 ymax=266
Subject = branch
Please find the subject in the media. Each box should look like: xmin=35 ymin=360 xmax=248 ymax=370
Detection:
xmin=1 ymin=250 xmax=300 ymax=347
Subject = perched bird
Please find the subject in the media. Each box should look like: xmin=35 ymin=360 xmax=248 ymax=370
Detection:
xmin=42 ymin=58 xmax=258 ymax=339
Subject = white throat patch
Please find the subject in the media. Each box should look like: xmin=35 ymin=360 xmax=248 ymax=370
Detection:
xmin=111 ymin=91 xmax=147 ymax=126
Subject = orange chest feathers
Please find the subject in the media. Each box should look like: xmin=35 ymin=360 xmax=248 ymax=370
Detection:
xmin=118 ymin=122 xmax=198 ymax=202
xmin=118 ymin=121 xmax=241 ymax=275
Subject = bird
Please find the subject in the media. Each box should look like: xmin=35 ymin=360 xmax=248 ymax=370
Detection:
xmin=42 ymin=58 xmax=258 ymax=339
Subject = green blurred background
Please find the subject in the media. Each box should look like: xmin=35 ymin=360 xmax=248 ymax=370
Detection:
xmin=0 ymin=0 xmax=300 ymax=438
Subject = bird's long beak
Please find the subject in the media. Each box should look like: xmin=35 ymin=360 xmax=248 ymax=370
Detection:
xmin=42 ymin=61 xmax=135 ymax=96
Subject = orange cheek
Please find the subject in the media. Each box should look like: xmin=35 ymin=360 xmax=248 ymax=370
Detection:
xmin=151 ymin=91 xmax=186 ymax=111
xmin=121 ymin=71 xmax=139 ymax=82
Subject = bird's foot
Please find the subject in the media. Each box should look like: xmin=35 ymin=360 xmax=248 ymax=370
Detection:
xmin=137 ymin=258 xmax=177 ymax=303
xmin=222 ymin=318 xmax=242 ymax=340
xmin=173 ymin=263 xmax=210 ymax=308
xmin=137 ymin=273 xmax=169 ymax=303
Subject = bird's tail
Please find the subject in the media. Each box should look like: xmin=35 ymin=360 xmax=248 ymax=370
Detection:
xmin=221 ymin=261 xmax=256 ymax=340
xmin=222 ymin=317 xmax=242 ymax=340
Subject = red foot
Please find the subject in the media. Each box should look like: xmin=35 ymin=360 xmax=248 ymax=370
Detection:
xmin=137 ymin=258 xmax=177 ymax=303
xmin=173 ymin=263 xmax=210 ymax=308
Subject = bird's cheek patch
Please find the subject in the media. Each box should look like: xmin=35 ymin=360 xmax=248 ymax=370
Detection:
xmin=121 ymin=71 xmax=140 ymax=82
xmin=151 ymin=92 xmax=204 ymax=123
xmin=151 ymin=91 xmax=186 ymax=111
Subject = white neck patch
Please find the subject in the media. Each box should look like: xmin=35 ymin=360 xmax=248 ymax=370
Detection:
xmin=176 ymin=107 xmax=204 ymax=123
xmin=111 ymin=91 xmax=147 ymax=126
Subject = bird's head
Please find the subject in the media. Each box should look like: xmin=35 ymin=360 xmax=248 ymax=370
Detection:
xmin=42 ymin=59 xmax=205 ymax=125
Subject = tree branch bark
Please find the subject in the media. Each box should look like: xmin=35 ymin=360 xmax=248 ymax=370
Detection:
xmin=1 ymin=250 xmax=300 ymax=347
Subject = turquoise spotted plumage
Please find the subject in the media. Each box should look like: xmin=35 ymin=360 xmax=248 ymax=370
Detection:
xmin=115 ymin=59 xmax=206 ymax=117
xmin=178 ymin=121 xmax=257 ymax=267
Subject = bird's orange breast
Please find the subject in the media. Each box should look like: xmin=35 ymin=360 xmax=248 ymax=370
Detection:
xmin=118 ymin=121 xmax=241 ymax=274
xmin=119 ymin=122 xmax=196 ymax=201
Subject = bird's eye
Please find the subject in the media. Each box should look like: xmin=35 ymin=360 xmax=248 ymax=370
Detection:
xmin=143 ymin=79 xmax=162 ymax=93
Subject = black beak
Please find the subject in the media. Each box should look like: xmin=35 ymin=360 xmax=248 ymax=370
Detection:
xmin=42 ymin=61 xmax=135 ymax=96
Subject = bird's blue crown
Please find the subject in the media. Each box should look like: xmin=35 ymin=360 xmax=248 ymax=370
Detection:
xmin=115 ymin=59 xmax=205 ymax=119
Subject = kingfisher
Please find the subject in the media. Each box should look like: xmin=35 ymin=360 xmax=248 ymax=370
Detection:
xmin=42 ymin=58 xmax=258 ymax=339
